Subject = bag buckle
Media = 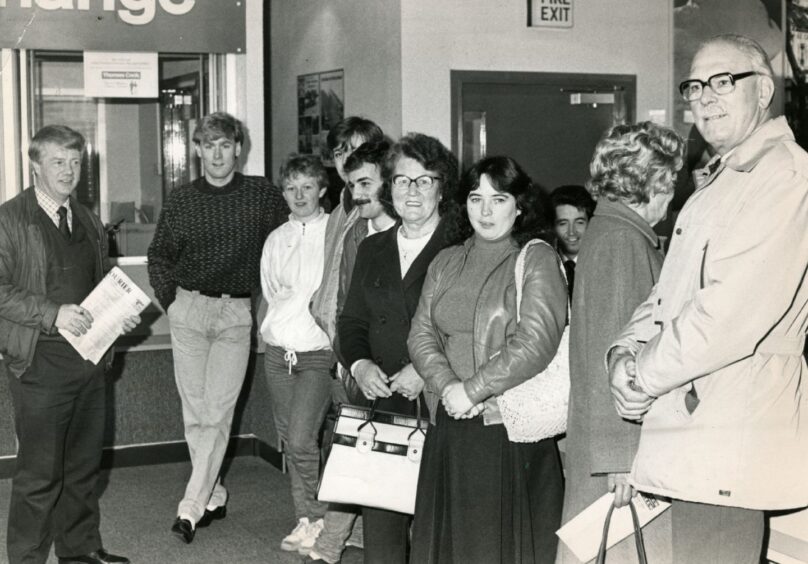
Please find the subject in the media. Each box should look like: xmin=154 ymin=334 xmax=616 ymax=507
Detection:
xmin=356 ymin=422 xmax=376 ymax=454
xmin=407 ymin=428 xmax=425 ymax=462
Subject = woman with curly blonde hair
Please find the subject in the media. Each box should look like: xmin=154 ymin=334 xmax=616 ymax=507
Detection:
xmin=557 ymin=121 xmax=684 ymax=564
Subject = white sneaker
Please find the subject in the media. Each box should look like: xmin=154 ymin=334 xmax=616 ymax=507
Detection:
xmin=298 ymin=518 xmax=325 ymax=555
xmin=281 ymin=517 xmax=311 ymax=551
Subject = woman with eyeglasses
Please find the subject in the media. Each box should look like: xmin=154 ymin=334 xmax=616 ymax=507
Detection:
xmin=407 ymin=156 xmax=567 ymax=563
xmin=337 ymin=133 xmax=458 ymax=564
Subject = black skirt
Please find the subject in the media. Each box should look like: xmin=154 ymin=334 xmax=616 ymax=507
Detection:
xmin=410 ymin=404 xmax=564 ymax=564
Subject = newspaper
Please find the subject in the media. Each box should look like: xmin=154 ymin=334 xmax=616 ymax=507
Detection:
xmin=59 ymin=266 xmax=150 ymax=364
xmin=556 ymin=492 xmax=670 ymax=562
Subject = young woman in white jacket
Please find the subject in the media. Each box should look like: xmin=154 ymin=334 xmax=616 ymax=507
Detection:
xmin=260 ymin=155 xmax=331 ymax=556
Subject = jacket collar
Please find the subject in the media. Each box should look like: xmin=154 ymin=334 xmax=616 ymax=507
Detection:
xmin=723 ymin=116 xmax=793 ymax=173
xmin=23 ymin=186 xmax=74 ymax=220
xmin=593 ymin=197 xmax=660 ymax=249
xmin=22 ymin=186 xmax=98 ymax=240
xmin=286 ymin=208 xmax=327 ymax=228
xmin=694 ymin=116 xmax=793 ymax=188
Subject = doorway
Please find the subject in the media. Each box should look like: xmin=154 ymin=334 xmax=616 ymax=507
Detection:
xmin=452 ymin=71 xmax=636 ymax=192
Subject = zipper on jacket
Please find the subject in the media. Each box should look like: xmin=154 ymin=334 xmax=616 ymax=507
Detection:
xmin=471 ymin=250 xmax=516 ymax=375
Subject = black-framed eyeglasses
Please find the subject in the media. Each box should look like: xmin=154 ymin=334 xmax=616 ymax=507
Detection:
xmin=678 ymin=71 xmax=758 ymax=102
xmin=392 ymin=174 xmax=441 ymax=191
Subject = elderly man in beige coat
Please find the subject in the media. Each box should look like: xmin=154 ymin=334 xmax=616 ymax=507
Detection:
xmin=609 ymin=34 xmax=808 ymax=563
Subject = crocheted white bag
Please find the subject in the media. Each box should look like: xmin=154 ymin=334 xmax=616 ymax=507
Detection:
xmin=496 ymin=239 xmax=570 ymax=443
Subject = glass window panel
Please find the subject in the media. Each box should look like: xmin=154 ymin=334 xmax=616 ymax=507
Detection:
xmin=29 ymin=51 xmax=209 ymax=257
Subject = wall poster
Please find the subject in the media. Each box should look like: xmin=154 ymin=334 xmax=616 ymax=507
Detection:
xmin=297 ymin=69 xmax=345 ymax=163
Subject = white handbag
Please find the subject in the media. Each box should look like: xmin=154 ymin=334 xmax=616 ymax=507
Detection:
xmin=496 ymin=239 xmax=570 ymax=443
xmin=317 ymin=400 xmax=428 ymax=514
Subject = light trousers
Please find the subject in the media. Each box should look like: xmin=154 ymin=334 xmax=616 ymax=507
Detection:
xmin=169 ymin=288 xmax=252 ymax=523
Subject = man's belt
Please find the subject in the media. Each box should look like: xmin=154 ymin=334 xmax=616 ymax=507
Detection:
xmin=195 ymin=289 xmax=251 ymax=299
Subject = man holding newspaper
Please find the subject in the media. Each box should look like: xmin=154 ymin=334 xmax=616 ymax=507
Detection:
xmin=608 ymin=34 xmax=808 ymax=563
xmin=0 ymin=125 xmax=140 ymax=564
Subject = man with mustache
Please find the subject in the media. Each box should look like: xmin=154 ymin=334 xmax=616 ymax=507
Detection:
xmin=305 ymin=117 xmax=385 ymax=561
xmin=608 ymin=34 xmax=808 ymax=563
xmin=305 ymin=138 xmax=395 ymax=564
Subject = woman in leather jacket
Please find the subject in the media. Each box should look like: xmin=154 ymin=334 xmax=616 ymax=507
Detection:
xmin=407 ymin=156 xmax=567 ymax=564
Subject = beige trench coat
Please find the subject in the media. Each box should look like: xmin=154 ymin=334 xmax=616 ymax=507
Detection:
xmin=615 ymin=117 xmax=808 ymax=510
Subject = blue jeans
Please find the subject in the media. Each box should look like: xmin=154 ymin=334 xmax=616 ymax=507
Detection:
xmin=169 ymin=288 xmax=252 ymax=523
xmin=265 ymin=346 xmax=333 ymax=520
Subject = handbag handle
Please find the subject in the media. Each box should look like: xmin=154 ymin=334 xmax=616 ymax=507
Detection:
xmin=357 ymin=399 xmax=379 ymax=435
xmin=408 ymin=396 xmax=426 ymax=438
xmin=356 ymin=397 xmax=426 ymax=437
xmin=515 ymin=239 xmax=569 ymax=323
xmin=595 ymin=499 xmax=647 ymax=564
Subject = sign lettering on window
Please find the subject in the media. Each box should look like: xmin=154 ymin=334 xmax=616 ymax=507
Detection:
xmin=0 ymin=0 xmax=245 ymax=53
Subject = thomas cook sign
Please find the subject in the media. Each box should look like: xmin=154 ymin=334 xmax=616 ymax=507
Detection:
xmin=0 ymin=0 xmax=245 ymax=53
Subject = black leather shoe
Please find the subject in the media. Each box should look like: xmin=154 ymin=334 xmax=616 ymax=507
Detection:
xmin=197 ymin=505 xmax=227 ymax=528
xmin=171 ymin=516 xmax=195 ymax=544
xmin=58 ymin=549 xmax=130 ymax=563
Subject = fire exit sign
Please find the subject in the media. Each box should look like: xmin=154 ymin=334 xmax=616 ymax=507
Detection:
xmin=529 ymin=0 xmax=573 ymax=29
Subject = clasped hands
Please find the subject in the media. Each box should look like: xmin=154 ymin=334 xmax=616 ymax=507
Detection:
xmin=608 ymin=346 xmax=654 ymax=421
xmin=55 ymin=304 xmax=141 ymax=338
xmin=441 ymin=381 xmax=484 ymax=419
xmin=353 ymin=360 xmax=424 ymax=401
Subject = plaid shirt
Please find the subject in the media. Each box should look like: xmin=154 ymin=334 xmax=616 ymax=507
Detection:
xmin=34 ymin=187 xmax=72 ymax=230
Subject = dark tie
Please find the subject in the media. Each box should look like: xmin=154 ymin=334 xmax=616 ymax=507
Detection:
xmin=564 ymin=259 xmax=575 ymax=298
xmin=57 ymin=206 xmax=71 ymax=239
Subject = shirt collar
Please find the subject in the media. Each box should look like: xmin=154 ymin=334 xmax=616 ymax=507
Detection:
xmin=34 ymin=186 xmax=69 ymax=210
xmin=34 ymin=187 xmax=71 ymax=225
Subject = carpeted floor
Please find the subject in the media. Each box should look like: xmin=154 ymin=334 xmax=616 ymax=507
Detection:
xmin=0 ymin=457 xmax=364 ymax=564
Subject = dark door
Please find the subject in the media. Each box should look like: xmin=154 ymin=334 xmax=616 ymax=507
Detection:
xmin=452 ymin=71 xmax=636 ymax=191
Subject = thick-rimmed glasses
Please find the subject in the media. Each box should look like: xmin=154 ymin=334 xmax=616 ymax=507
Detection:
xmin=392 ymin=174 xmax=441 ymax=191
xmin=678 ymin=71 xmax=758 ymax=102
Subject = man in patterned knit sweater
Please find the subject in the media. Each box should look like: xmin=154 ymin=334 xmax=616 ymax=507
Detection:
xmin=147 ymin=112 xmax=287 ymax=544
